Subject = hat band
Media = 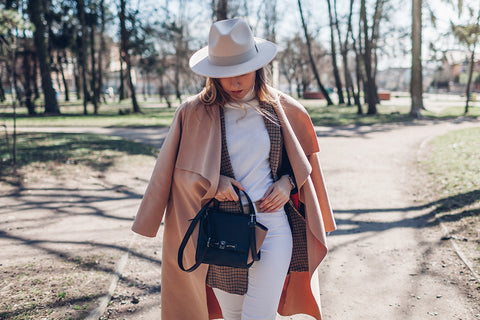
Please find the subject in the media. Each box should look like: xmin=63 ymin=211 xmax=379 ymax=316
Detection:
xmin=209 ymin=45 xmax=258 ymax=67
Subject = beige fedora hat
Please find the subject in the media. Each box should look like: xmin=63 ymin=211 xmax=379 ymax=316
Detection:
xmin=189 ymin=18 xmax=277 ymax=78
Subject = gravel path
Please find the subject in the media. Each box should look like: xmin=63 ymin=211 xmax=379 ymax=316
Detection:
xmin=9 ymin=118 xmax=480 ymax=319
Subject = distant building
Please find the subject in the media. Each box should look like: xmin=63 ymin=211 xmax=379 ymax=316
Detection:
xmin=376 ymin=67 xmax=411 ymax=92
xmin=430 ymin=50 xmax=480 ymax=93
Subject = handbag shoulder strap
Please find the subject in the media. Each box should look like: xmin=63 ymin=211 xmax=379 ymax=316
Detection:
xmin=177 ymin=199 xmax=213 ymax=272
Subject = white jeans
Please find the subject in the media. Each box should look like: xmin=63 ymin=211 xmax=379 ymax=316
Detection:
xmin=213 ymin=210 xmax=293 ymax=320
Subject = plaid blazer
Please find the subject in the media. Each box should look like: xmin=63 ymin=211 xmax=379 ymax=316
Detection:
xmin=206 ymin=102 xmax=308 ymax=295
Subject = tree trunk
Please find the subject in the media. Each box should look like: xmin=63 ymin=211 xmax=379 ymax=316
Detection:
xmin=119 ymin=46 xmax=125 ymax=101
xmin=410 ymin=0 xmax=423 ymax=118
xmin=371 ymin=0 xmax=384 ymax=106
xmin=22 ymin=48 xmax=36 ymax=115
xmin=464 ymin=49 xmax=475 ymax=114
xmin=58 ymin=51 xmax=70 ymax=102
xmin=174 ymin=26 xmax=184 ymax=103
xmin=298 ymin=0 xmax=334 ymax=105
xmin=174 ymin=66 xmax=182 ymax=103
xmin=337 ymin=0 xmax=354 ymax=106
xmin=120 ymin=0 xmax=140 ymax=113
xmin=326 ymin=0 xmax=345 ymax=104
xmin=11 ymin=48 xmax=21 ymax=106
xmin=213 ymin=0 xmax=228 ymax=21
xmin=360 ymin=0 xmax=377 ymax=115
xmin=54 ymin=58 xmax=62 ymax=100
xmin=348 ymin=0 xmax=362 ymax=112
xmin=77 ymin=0 xmax=89 ymax=114
xmin=74 ymin=61 xmax=81 ymax=100
xmin=159 ymin=74 xmax=172 ymax=108
xmin=356 ymin=7 xmax=366 ymax=110
xmin=0 ymin=77 xmax=5 ymax=102
xmin=98 ymin=0 xmax=106 ymax=103
xmin=27 ymin=0 xmax=59 ymax=114
xmin=90 ymin=15 xmax=99 ymax=114
xmin=33 ymin=54 xmax=40 ymax=100
xmin=353 ymin=43 xmax=363 ymax=114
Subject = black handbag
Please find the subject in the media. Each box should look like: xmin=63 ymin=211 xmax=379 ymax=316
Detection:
xmin=178 ymin=188 xmax=268 ymax=272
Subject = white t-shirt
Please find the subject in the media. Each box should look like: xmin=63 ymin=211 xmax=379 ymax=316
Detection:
xmin=224 ymin=90 xmax=274 ymax=203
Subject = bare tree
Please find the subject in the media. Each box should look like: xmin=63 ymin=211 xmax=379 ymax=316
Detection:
xmin=213 ymin=0 xmax=228 ymax=21
xmin=451 ymin=7 xmax=480 ymax=114
xmin=98 ymin=0 xmax=107 ymax=103
xmin=351 ymin=19 xmax=364 ymax=115
xmin=77 ymin=0 xmax=89 ymax=114
xmin=326 ymin=0 xmax=345 ymax=104
xmin=119 ymin=0 xmax=140 ymax=113
xmin=410 ymin=0 xmax=423 ymax=118
xmin=342 ymin=0 xmax=362 ymax=109
xmin=359 ymin=0 xmax=387 ymax=115
xmin=89 ymin=2 xmax=99 ymax=114
xmin=27 ymin=0 xmax=59 ymax=114
xmin=279 ymin=34 xmax=328 ymax=98
xmin=22 ymin=40 xmax=36 ymax=115
xmin=263 ymin=0 xmax=278 ymax=42
xmin=278 ymin=38 xmax=298 ymax=96
xmin=298 ymin=0 xmax=334 ymax=105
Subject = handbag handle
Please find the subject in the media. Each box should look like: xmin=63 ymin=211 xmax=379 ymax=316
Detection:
xmin=177 ymin=188 xmax=260 ymax=272
xmin=177 ymin=198 xmax=213 ymax=272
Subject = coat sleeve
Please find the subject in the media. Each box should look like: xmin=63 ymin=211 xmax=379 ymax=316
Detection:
xmin=131 ymin=107 xmax=184 ymax=237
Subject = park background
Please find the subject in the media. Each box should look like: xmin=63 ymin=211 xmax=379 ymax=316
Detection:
xmin=1 ymin=0 xmax=480 ymax=319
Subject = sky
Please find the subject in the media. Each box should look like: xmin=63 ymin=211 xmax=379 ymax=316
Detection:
xmin=137 ymin=0 xmax=479 ymax=70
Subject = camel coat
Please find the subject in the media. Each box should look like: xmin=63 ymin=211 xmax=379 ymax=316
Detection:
xmin=132 ymin=89 xmax=336 ymax=319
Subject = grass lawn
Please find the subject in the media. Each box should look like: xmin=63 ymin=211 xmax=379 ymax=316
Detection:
xmin=0 ymin=99 xmax=178 ymax=128
xmin=0 ymin=132 xmax=158 ymax=186
xmin=1 ymin=93 xmax=479 ymax=128
xmin=420 ymin=126 xmax=480 ymax=277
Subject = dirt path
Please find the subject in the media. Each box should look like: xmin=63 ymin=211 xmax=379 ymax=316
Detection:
xmin=4 ymin=118 xmax=480 ymax=319
xmin=316 ymin=119 xmax=480 ymax=319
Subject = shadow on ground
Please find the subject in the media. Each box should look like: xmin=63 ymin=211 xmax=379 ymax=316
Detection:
xmin=315 ymin=117 xmax=480 ymax=138
xmin=329 ymin=189 xmax=480 ymax=238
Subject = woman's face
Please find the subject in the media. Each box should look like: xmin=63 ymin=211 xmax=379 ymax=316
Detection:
xmin=219 ymin=71 xmax=256 ymax=100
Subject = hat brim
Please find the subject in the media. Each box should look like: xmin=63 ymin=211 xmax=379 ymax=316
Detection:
xmin=189 ymin=38 xmax=277 ymax=78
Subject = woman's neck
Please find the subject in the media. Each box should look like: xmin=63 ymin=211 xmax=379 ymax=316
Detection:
xmin=238 ymin=87 xmax=256 ymax=102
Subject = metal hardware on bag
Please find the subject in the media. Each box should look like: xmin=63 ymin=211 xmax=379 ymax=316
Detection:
xmin=207 ymin=237 xmax=212 ymax=247
xmin=213 ymin=241 xmax=238 ymax=250
xmin=219 ymin=241 xmax=226 ymax=249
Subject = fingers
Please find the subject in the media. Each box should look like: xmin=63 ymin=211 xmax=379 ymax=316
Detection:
xmin=259 ymin=180 xmax=290 ymax=212
xmin=227 ymin=185 xmax=239 ymax=201
xmin=259 ymin=192 xmax=289 ymax=212
xmin=215 ymin=176 xmax=243 ymax=201
xmin=214 ymin=188 xmax=237 ymax=201
xmin=230 ymin=179 xmax=245 ymax=191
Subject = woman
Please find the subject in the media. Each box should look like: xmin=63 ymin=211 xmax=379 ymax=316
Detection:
xmin=132 ymin=18 xmax=336 ymax=320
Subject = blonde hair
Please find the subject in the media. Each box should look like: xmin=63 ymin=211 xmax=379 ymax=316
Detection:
xmin=199 ymin=68 xmax=275 ymax=107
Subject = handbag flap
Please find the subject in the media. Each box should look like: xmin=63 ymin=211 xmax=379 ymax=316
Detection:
xmin=247 ymin=222 xmax=268 ymax=264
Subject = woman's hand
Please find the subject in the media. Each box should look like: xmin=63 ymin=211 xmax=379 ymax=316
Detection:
xmin=259 ymin=175 xmax=292 ymax=212
xmin=215 ymin=175 xmax=244 ymax=202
